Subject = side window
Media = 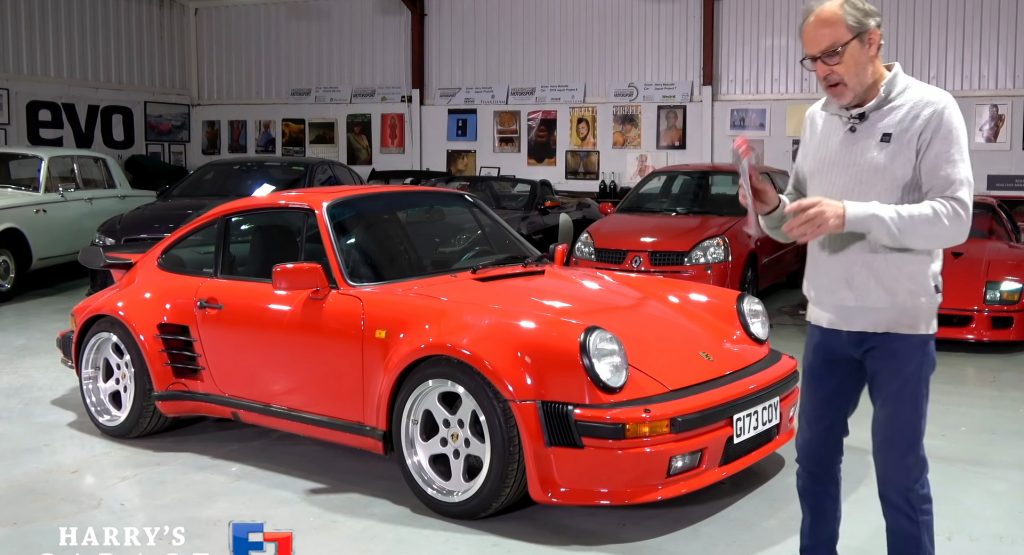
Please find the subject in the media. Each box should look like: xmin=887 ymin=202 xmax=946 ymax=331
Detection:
xmin=312 ymin=164 xmax=336 ymax=186
xmin=994 ymin=202 xmax=1022 ymax=243
xmin=77 ymin=157 xmax=115 ymax=190
xmin=334 ymin=164 xmax=363 ymax=184
xmin=221 ymin=210 xmax=323 ymax=281
xmin=159 ymin=223 xmax=219 ymax=276
xmin=45 ymin=157 xmax=78 ymax=193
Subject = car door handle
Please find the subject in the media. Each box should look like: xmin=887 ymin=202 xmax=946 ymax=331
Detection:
xmin=83 ymin=197 xmax=93 ymax=204
xmin=34 ymin=208 xmax=47 ymax=214
xmin=196 ymin=299 xmax=223 ymax=310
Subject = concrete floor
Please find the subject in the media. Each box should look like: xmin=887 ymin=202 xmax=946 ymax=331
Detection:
xmin=2 ymin=264 xmax=1022 ymax=555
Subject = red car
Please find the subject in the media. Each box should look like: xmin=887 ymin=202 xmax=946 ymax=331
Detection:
xmin=937 ymin=196 xmax=1024 ymax=341
xmin=570 ymin=164 xmax=804 ymax=294
xmin=990 ymin=194 xmax=1024 ymax=233
xmin=58 ymin=186 xmax=798 ymax=519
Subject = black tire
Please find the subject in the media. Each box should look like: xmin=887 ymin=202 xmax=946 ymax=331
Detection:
xmin=740 ymin=258 xmax=759 ymax=296
xmin=78 ymin=318 xmax=172 ymax=438
xmin=0 ymin=245 xmax=22 ymax=303
xmin=392 ymin=359 xmax=527 ymax=519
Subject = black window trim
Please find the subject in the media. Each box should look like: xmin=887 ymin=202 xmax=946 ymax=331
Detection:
xmin=156 ymin=219 xmax=223 ymax=279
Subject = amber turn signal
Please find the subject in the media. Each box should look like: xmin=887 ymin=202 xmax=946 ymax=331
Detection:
xmin=624 ymin=419 xmax=671 ymax=439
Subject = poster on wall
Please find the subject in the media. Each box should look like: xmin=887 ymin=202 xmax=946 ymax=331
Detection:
xmin=146 ymin=143 xmax=164 ymax=162
xmin=144 ymin=102 xmax=190 ymax=142
xmin=612 ymin=105 xmax=641 ymax=149
xmin=255 ymin=120 xmax=276 ymax=154
xmin=169 ymin=143 xmax=187 ymax=168
xmin=526 ymin=110 xmax=557 ymax=166
xmin=0 ymin=88 xmax=9 ymax=125
xmin=447 ymin=109 xmax=478 ymax=141
xmin=281 ymin=118 xmax=306 ymax=157
xmin=973 ymin=102 xmax=1010 ymax=150
xmin=0 ymin=128 xmax=6 ymax=146
xmin=228 ymin=120 xmax=247 ymax=154
xmin=308 ymin=119 xmax=338 ymax=160
xmin=380 ymin=113 xmax=405 ymax=154
xmin=569 ymin=106 xmax=597 ymax=148
xmin=446 ymin=149 xmax=477 ymax=176
xmin=346 ymin=114 xmax=372 ymax=165
xmin=493 ymin=110 xmax=521 ymax=153
xmin=657 ymin=105 xmax=686 ymax=149
xmin=201 ymin=120 xmax=221 ymax=155
xmin=786 ymin=104 xmax=812 ymax=137
xmin=625 ymin=151 xmax=667 ymax=185
xmin=727 ymin=106 xmax=770 ymax=136
xmin=566 ymin=150 xmax=600 ymax=180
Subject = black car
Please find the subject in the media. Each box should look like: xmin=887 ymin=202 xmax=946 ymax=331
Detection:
xmin=423 ymin=176 xmax=603 ymax=250
xmin=367 ymin=168 xmax=451 ymax=184
xmin=89 ymin=156 xmax=363 ymax=292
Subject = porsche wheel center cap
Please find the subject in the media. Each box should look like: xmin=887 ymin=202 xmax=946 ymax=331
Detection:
xmin=449 ymin=431 xmax=461 ymax=443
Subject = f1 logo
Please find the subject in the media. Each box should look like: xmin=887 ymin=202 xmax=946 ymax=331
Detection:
xmin=231 ymin=522 xmax=293 ymax=555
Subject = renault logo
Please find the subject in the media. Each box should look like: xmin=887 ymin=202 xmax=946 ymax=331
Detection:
xmin=630 ymin=255 xmax=643 ymax=269
xmin=699 ymin=351 xmax=714 ymax=361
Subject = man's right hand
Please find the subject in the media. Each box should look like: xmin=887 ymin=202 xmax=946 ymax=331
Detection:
xmin=734 ymin=137 xmax=782 ymax=215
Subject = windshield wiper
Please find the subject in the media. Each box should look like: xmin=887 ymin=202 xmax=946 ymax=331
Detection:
xmin=469 ymin=254 xmax=535 ymax=274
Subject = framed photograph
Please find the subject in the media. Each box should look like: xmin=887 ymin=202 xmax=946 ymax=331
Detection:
xmin=144 ymin=101 xmax=190 ymax=142
xmin=255 ymin=119 xmax=277 ymax=154
xmin=201 ymin=120 xmax=221 ymax=155
xmin=973 ymin=102 xmax=1011 ymax=151
xmin=380 ymin=113 xmax=405 ymax=154
xmin=625 ymin=151 xmax=667 ymax=185
xmin=446 ymin=149 xmax=477 ymax=176
xmin=657 ymin=105 xmax=686 ymax=149
xmin=728 ymin=106 xmax=770 ymax=136
xmin=346 ymin=114 xmax=373 ymax=165
xmin=0 ymin=88 xmax=9 ymax=125
xmin=493 ymin=110 xmax=521 ymax=153
xmin=146 ymin=143 xmax=165 ymax=163
xmin=527 ymin=110 xmax=558 ymax=166
xmin=447 ymin=109 xmax=478 ymax=141
xmin=566 ymin=150 xmax=600 ymax=180
xmin=168 ymin=143 xmax=186 ymax=168
xmin=282 ymin=118 xmax=306 ymax=157
xmin=0 ymin=128 xmax=7 ymax=146
xmin=479 ymin=166 xmax=500 ymax=176
xmin=612 ymin=105 xmax=642 ymax=149
xmin=227 ymin=120 xmax=247 ymax=154
xmin=569 ymin=106 xmax=597 ymax=148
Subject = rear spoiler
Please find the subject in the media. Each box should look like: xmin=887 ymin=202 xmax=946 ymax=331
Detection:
xmin=78 ymin=243 xmax=152 ymax=271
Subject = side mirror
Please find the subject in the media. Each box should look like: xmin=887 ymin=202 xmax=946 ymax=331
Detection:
xmin=272 ymin=263 xmax=330 ymax=299
xmin=547 ymin=243 xmax=570 ymax=266
xmin=599 ymin=202 xmax=616 ymax=216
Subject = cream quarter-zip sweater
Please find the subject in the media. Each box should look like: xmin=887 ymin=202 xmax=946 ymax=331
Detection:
xmin=760 ymin=63 xmax=974 ymax=334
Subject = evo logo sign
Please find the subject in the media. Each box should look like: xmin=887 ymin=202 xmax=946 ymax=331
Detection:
xmin=26 ymin=100 xmax=136 ymax=150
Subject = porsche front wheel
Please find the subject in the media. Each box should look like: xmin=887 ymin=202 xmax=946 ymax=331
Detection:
xmin=78 ymin=318 xmax=171 ymax=438
xmin=393 ymin=360 xmax=527 ymax=519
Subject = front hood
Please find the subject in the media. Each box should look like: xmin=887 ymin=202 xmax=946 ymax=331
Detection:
xmin=108 ymin=196 xmax=229 ymax=240
xmin=942 ymin=239 xmax=1024 ymax=309
xmin=587 ymin=212 xmax=740 ymax=250
xmin=403 ymin=266 xmax=769 ymax=390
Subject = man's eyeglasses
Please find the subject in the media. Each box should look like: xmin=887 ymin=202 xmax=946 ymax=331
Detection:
xmin=799 ymin=32 xmax=865 ymax=71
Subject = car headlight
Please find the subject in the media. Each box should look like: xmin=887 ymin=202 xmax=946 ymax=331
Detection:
xmin=92 ymin=232 xmax=116 ymax=246
xmin=985 ymin=280 xmax=1022 ymax=305
xmin=737 ymin=293 xmax=770 ymax=343
xmin=573 ymin=231 xmax=596 ymax=261
xmin=684 ymin=236 xmax=730 ymax=265
xmin=580 ymin=326 xmax=628 ymax=393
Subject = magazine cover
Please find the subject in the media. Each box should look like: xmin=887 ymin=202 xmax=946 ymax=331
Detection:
xmin=227 ymin=120 xmax=247 ymax=154
xmin=569 ymin=105 xmax=597 ymax=148
xmin=281 ymin=118 xmax=306 ymax=157
xmin=380 ymin=113 xmax=406 ymax=154
xmin=612 ymin=105 xmax=641 ymax=149
xmin=255 ymin=119 xmax=276 ymax=154
xmin=526 ymin=110 xmax=557 ymax=166
xmin=346 ymin=114 xmax=373 ymax=165
xmin=493 ymin=110 xmax=521 ymax=153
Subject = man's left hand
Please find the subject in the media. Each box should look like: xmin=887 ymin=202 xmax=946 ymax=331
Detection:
xmin=782 ymin=197 xmax=846 ymax=243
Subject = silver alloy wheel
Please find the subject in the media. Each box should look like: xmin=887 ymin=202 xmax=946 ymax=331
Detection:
xmin=401 ymin=379 xmax=491 ymax=503
xmin=80 ymin=331 xmax=136 ymax=427
xmin=0 ymin=249 xmax=15 ymax=292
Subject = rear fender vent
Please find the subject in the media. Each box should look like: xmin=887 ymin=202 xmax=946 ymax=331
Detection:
xmin=539 ymin=402 xmax=583 ymax=448
xmin=156 ymin=323 xmax=204 ymax=375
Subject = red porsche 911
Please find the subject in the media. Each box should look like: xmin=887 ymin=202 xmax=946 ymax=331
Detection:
xmin=58 ymin=186 xmax=799 ymax=519
xmin=570 ymin=164 xmax=804 ymax=295
xmin=937 ymin=196 xmax=1024 ymax=342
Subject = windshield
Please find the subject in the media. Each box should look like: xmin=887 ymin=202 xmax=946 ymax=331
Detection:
xmin=433 ymin=178 xmax=532 ymax=210
xmin=0 ymin=154 xmax=43 ymax=192
xmin=166 ymin=161 xmax=311 ymax=198
xmin=616 ymin=171 xmax=746 ymax=216
xmin=328 ymin=190 xmax=538 ymax=284
xmin=968 ymin=205 xmax=1012 ymax=242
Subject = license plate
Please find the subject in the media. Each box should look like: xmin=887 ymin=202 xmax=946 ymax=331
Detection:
xmin=732 ymin=397 xmax=780 ymax=444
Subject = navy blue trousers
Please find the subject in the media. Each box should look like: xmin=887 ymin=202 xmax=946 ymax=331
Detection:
xmin=797 ymin=324 xmax=936 ymax=555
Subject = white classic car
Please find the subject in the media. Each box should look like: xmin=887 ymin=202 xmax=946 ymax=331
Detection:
xmin=0 ymin=147 xmax=156 ymax=301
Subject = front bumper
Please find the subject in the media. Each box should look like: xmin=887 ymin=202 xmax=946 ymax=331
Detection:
xmin=57 ymin=329 xmax=75 ymax=369
xmin=513 ymin=351 xmax=799 ymax=505
xmin=937 ymin=307 xmax=1024 ymax=342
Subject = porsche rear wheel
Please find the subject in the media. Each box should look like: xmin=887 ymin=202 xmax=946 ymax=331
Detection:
xmin=79 ymin=318 xmax=171 ymax=438
xmin=393 ymin=360 xmax=527 ymax=519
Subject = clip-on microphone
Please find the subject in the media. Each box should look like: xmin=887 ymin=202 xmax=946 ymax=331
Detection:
xmin=846 ymin=111 xmax=868 ymax=133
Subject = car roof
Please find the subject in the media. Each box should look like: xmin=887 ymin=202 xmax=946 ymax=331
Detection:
xmin=200 ymin=155 xmax=343 ymax=166
xmin=656 ymin=163 xmax=788 ymax=174
xmin=0 ymin=146 xmax=120 ymax=159
xmin=199 ymin=185 xmax=464 ymax=217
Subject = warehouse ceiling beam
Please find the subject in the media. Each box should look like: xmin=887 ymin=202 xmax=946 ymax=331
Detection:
xmin=401 ymin=0 xmax=426 ymax=103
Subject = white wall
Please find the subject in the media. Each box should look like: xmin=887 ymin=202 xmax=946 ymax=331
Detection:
xmin=424 ymin=0 xmax=704 ymax=103
xmin=0 ymin=0 xmax=190 ymax=93
xmin=195 ymin=0 xmax=411 ymax=102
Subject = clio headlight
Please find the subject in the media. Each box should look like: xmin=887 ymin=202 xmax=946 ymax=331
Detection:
xmin=737 ymin=293 xmax=770 ymax=343
xmin=573 ymin=231 xmax=596 ymax=261
xmin=684 ymin=236 xmax=730 ymax=265
xmin=92 ymin=232 xmax=116 ymax=246
xmin=580 ymin=327 xmax=628 ymax=393
xmin=985 ymin=281 xmax=1023 ymax=305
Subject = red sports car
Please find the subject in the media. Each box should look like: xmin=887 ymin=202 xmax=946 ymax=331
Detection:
xmin=990 ymin=194 xmax=1024 ymax=233
xmin=937 ymin=196 xmax=1024 ymax=341
xmin=58 ymin=186 xmax=799 ymax=519
xmin=570 ymin=164 xmax=804 ymax=295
